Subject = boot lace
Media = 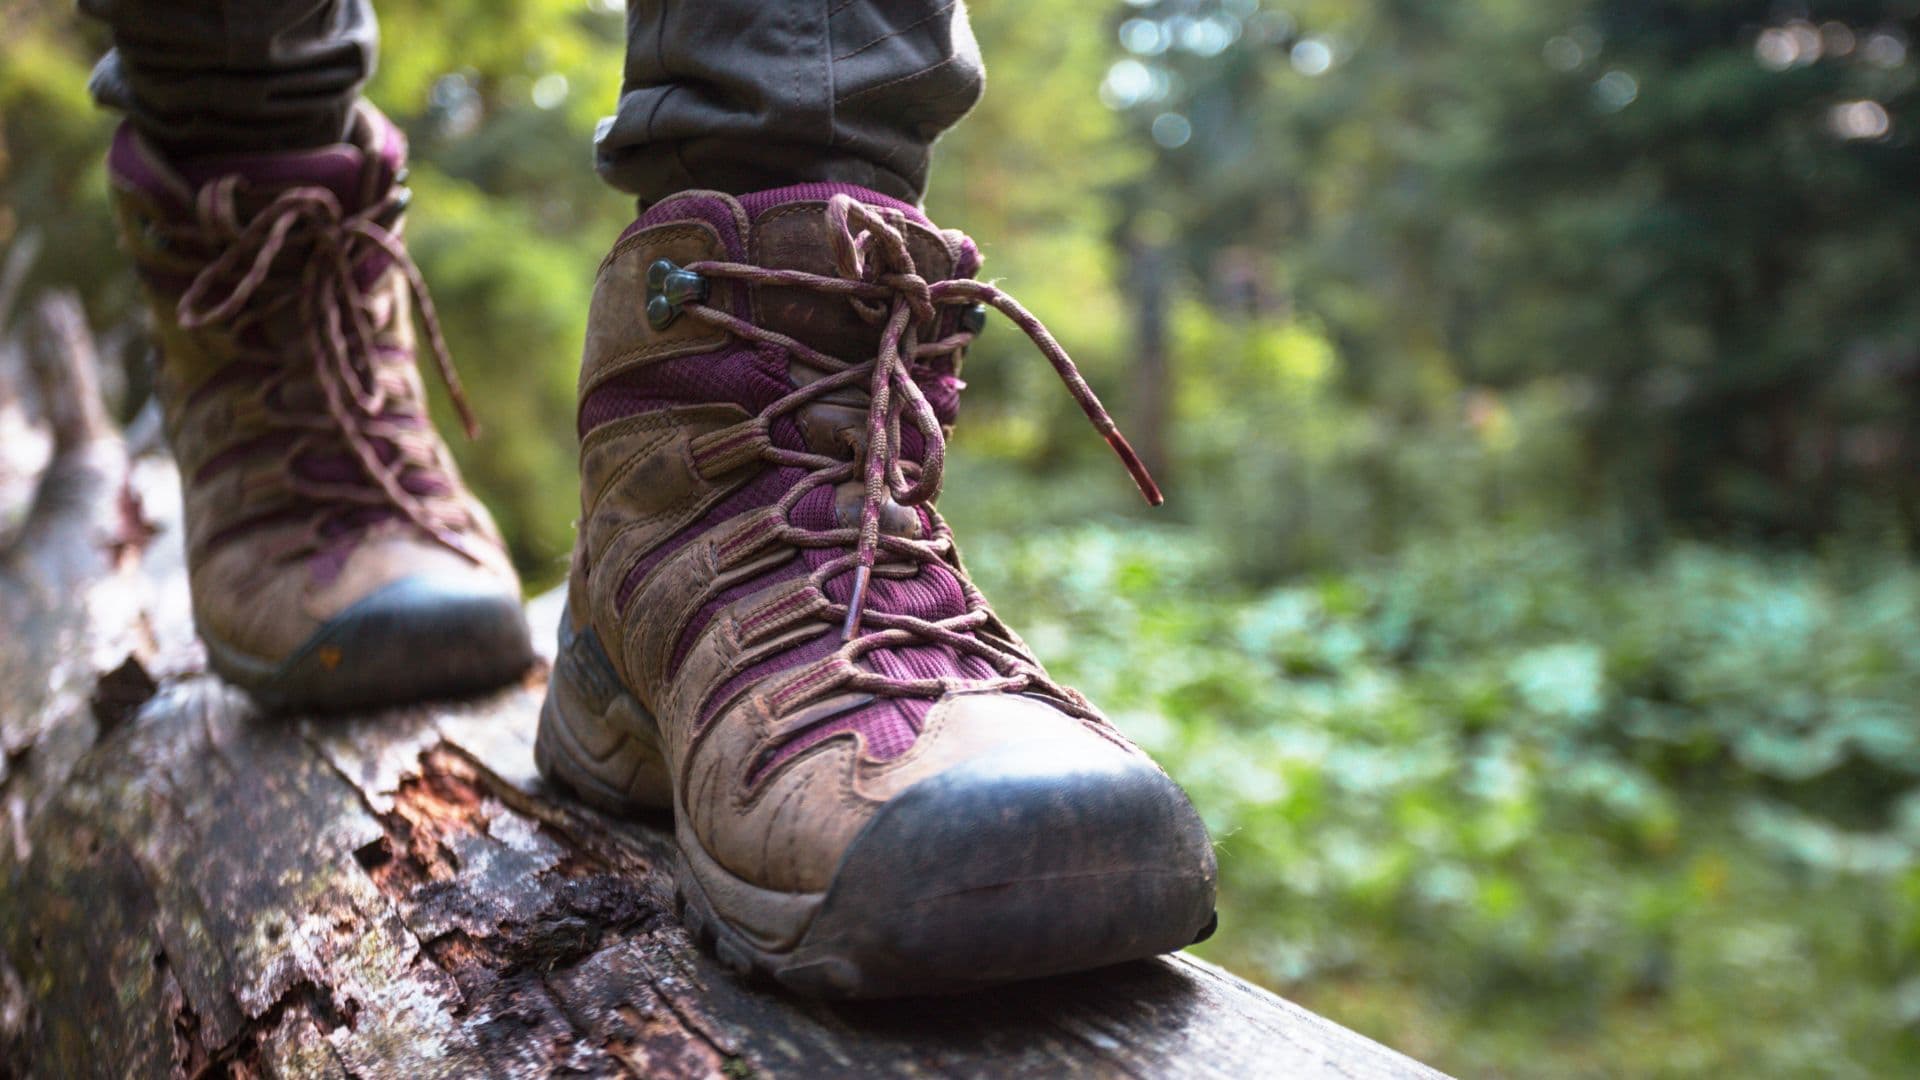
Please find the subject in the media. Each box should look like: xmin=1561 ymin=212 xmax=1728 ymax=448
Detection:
xmin=170 ymin=176 xmax=483 ymax=563
xmin=675 ymin=194 xmax=1160 ymax=717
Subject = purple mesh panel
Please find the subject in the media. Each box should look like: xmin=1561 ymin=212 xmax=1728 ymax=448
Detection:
xmin=787 ymin=487 xmax=968 ymax=621
xmin=915 ymin=371 xmax=964 ymax=428
xmin=896 ymin=423 xmax=937 ymax=467
xmin=108 ymin=124 xmax=191 ymax=211
xmin=873 ymin=642 xmax=1000 ymax=684
xmin=399 ymin=468 xmax=452 ymax=497
xmin=579 ymin=345 xmax=790 ymax=438
xmin=293 ymin=437 xmax=403 ymax=483
xmin=864 ymin=650 xmax=946 ymax=732
xmin=178 ymin=145 xmax=368 ymax=204
xmin=310 ymin=505 xmax=401 ymax=585
xmin=353 ymin=247 xmax=396 ymax=290
xmin=616 ymin=465 xmax=803 ymax=613
xmin=752 ymin=703 xmax=916 ymax=781
xmin=868 ymin=642 xmax=998 ymax=727
xmin=753 ymin=646 xmax=1003 ymax=778
xmin=285 ymin=440 xmax=447 ymax=495
xmin=294 ymin=450 xmax=366 ymax=485
xmin=699 ymin=630 xmax=840 ymax=728
xmin=316 ymin=504 xmax=398 ymax=537
xmin=310 ymin=542 xmax=352 ymax=587
xmin=737 ymin=183 xmax=926 ymax=225
xmin=578 ymin=393 xmax=683 ymax=434
xmin=661 ymin=509 xmax=809 ymax=671
xmin=951 ymin=232 xmax=982 ymax=279
xmin=682 ymin=482 xmax=993 ymax=750
xmin=823 ymin=560 xmax=969 ymax=622
xmin=789 ymin=483 xmax=989 ymax=756
xmin=629 ymin=190 xmax=750 ymax=254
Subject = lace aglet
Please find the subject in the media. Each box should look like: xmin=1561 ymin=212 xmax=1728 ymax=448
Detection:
xmin=841 ymin=564 xmax=873 ymax=641
xmin=1104 ymin=430 xmax=1164 ymax=506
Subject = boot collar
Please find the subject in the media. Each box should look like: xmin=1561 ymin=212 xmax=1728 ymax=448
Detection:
xmin=107 ymin=101 xmax=405 ymax=219
xmin=628 ymin=186 xmax=978 ymax=360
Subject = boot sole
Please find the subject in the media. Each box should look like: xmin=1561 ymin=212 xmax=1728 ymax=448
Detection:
xmin=536 ymin=604 xmax=1219 ymax=999
xmin=204 ymin=577 xmax=536 ymax=714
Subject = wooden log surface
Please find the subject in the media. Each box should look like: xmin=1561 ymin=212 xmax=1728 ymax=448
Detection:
xmin=0 ymin=301 xmax=1449 ymax=1079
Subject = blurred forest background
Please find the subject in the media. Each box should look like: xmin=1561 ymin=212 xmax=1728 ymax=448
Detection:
xmin=6 ymin=0 xmax=1920 ymax=1074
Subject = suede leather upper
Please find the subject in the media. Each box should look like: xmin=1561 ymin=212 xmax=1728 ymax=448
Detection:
xmin=567 ymin=187 xmax=1160 ymax=894
xmin=109 ymin=104 xmax=522 ymax=673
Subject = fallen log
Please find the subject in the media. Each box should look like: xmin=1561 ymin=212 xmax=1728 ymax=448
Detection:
xmin=0 ymin=298 xmax=1447 ymax=1078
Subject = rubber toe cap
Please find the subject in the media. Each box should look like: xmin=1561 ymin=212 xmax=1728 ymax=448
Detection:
xmin=237 ymin=574 xmax=534 ymax=713
xmin=781 ymin=734 xmax=1219 ymax=997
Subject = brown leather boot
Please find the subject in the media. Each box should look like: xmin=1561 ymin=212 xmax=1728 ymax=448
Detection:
xmin=108 ymin=104 xmax=533 ymax=712
xmin=538 ymin=184 xmax=1216 ymax=997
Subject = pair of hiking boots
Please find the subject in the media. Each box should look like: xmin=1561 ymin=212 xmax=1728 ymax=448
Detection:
xmin=110 ymin=103 xmax=1216 ymax=998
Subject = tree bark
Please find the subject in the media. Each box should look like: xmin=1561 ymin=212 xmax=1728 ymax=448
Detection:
xmin=0 ymin=301 xmax=1447 ymax=1079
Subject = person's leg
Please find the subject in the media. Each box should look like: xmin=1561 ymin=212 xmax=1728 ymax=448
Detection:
xmin=83 ymin=1 xmax=532 ymax=712
xmin=80 ymin=0 xmax=375 ymax=157
xmin=539 ymin=1 xmax=1216 ymax=998
xmin=596 ymin=1 xmax=985 ymax=204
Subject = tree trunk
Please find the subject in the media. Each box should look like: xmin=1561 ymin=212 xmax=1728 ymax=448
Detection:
xmin=1126 ymin=240 xmax=1173 ymax=486
xmin=0 ymin=297 xmax=1447 ymax=1079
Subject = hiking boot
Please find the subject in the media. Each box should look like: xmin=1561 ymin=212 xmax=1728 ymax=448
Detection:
xmin=537 ymin=185 xmax=1216 ymax=997
xmin=108 ymin=103 xmax=533 ymax=712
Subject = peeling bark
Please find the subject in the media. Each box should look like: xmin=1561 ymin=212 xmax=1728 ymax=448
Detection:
xmin=0 ymin=304 xmax=1448 ymax=1079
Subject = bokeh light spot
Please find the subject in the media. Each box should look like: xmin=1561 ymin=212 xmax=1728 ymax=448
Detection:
xmin=1592 ymin=70 xmax=1638 ymax=112
xmin=1291 ymin=38 xmax=1334 ymax=77
xmin=1101 ymin=58 xmax=1156 ymax=110
xmin=1151 ymin=112 xmax=1194 ymax=149
xmin=1182 ymin=16 xmax=1241 ymax=57
xmin=531 ymin=73 xmax=569 ymax=110
xmin=1864 ymin=31 xmax=1908 ymax=68
xmin=1756 ymin=28 xmax=1795 ymax=70
xmin=1544 ymin=36 xmax=1585 ymax=72
xmin=1829 ymin=99 xmax=1891 ymax=141
xmin=1120 ymin=18 xmax=1169 ymax=57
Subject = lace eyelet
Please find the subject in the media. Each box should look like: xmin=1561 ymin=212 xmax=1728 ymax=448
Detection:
xmin=958 ymin=302 xmax=988 ymax=335
xmin=646 ymin=258 xmax=710 ymax=330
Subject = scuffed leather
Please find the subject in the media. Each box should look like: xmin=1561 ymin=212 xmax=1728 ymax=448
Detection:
xmin=574 ymin=191 xmax=1150 ymax=895
xmin=580 ymin=222 xmax=734 ymax=398
xmin=749 ymin=202 xmax=955 ymax=359
xmin=112 ymin=125 xmax=520 ymax=666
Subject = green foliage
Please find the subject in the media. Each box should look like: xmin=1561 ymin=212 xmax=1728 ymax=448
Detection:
xmin=961 ymin=504 xmax=1920 ymax=1075
xmin=403 ymin=165 xmax=595 ymax=584
xmin=921 ymin=0 xmax=1148 ymax=470
xmin=0 ymin=16 xmax=127 ymax=330
xmin=9 ymin=0 xmax=1920 ymax=1073
xmin=1112 ymin=0 xmax=1920 ymax=539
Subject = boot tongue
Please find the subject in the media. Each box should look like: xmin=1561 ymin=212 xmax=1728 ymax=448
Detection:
xmin=744 ymin=185 xmax=961 ymax=362
xmin=173 ymin=104 xmax=403 ymax=212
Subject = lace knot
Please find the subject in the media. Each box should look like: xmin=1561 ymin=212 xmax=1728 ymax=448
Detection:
xmin=168 ymin=178 xmax=484 ymax=564
xmin=672 ymin=192 xmax=1161 ymax=657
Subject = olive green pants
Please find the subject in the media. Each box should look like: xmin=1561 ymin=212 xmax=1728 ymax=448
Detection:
xmin=79 ymin=0 xmax=984 ymax=204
